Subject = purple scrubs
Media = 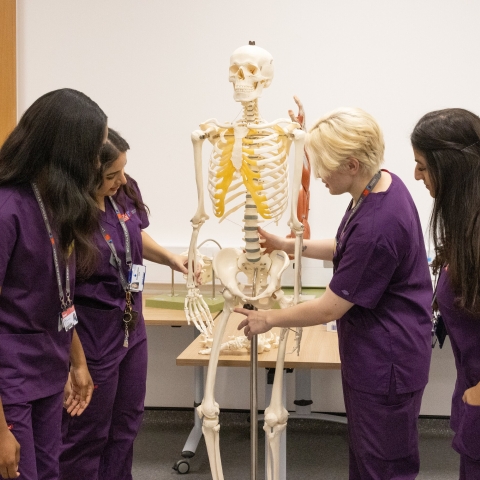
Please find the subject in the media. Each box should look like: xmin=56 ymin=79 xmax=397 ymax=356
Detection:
xmin=329 ymin=172 xmax=432 ymax=479
xmin=60 ymin=177 xmax=149 ymax=480
xmin=436 ymin=269 xmax=480 ymax=478
xmin=0 ymin=185 xmax=73 ymax=480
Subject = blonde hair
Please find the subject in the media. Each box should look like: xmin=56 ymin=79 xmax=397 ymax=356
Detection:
xmin=306 ymin=107 xmax=385 ymax=178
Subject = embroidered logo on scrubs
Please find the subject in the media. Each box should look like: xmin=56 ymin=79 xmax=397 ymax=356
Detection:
xmin=341 ymin=290 xmax=350 ymax=296
xmin=119 ymin=208 xmax=137 ymax=222
xmin=7 ymin=424 xmax=13 ymax=430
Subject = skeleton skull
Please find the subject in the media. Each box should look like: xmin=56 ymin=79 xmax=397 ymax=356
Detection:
xmin=229 ymin=45 xmax=274 ymax=103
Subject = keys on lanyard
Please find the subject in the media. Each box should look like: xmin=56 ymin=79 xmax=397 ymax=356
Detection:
xmin=32 ymin=183 xmax=77 ymax=331
xmin=101 ymin=196 xmax=142 ymax=347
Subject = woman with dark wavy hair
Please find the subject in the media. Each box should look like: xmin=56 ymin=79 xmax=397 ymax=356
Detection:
xmin=412 ymin=108 xmax=480 ymax=479
xmin=0 ymin=88 xmax=107 ymax=480
xmin=59 ymin=128 xmax=187 ymax=480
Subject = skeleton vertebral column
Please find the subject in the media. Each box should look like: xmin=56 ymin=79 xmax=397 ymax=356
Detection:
xmin=244 ymin=194 xmax=261 ymax=263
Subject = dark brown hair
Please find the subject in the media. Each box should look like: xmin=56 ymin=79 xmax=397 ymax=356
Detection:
xmin=0 ymin=88 xmax=107 ymax=277
xmin=99 ymin=128 xmax=149 ymax=215
xmin=411 ymin=108 xmax=480 ymax=312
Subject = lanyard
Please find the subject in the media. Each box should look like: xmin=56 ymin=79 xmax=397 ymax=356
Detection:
xmin=335 ymin=170 xmax=382 ymax=248
xmin=100 ymin=196 xmax=132 ymax=292
xmin=31 ymin=183 xmax=72 ymax=310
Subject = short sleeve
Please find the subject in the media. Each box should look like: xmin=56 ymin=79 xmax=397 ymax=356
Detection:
xmin=329 ymin=239 xmax=399 ymax=309
xmin=0 ymin=212 xmax=17 ymax=286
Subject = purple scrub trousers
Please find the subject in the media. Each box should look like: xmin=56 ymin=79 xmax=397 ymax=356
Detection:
xmin=1 ymin=393 xmax=64 ymax=480
xmin=60 ymin=338 xmax=147 ymax=480
xmin=343 ymin=373 xmax=424 ymax=480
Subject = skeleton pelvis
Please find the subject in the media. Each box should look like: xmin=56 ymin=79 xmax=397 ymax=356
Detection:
xmin=213 ymin=248 xmax=289 ymax=308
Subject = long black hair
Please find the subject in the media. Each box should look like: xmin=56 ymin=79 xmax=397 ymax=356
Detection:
xmin=0 ymin=88 xmax=107 ymax=277
xmin=98 ymin=128 xmax=149 ymax=215
xmin=411 ymin=108 xmax=480 ymax=313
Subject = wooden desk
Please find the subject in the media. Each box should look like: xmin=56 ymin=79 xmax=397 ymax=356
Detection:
xmin=176 ymin=312 xmax=340 ymax=370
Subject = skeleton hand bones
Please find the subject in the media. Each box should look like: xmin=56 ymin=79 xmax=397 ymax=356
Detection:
xmin=184 ymin=249 xmax=215 ymax=336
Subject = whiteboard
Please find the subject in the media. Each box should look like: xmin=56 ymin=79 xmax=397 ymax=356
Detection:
xmin=17 ymin=0 xmax=480 ymax=281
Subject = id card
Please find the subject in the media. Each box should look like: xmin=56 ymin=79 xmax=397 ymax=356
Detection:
xmin=128 ymin=264 xmax=146 ymax=292
xmin=61 ymin=305 xmax=78 ymax=331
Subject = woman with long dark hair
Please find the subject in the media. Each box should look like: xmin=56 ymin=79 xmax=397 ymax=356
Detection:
xmin=59 ymin=128 xmax=187 ymax=480
xmin=412 ymin=108 xmax=480 ymax=479
xmin=0 ymin=88 xmax=107 ymax=479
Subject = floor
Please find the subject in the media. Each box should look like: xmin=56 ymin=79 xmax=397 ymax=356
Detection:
xmin=132 ymin=409 xmax=459 ymax=479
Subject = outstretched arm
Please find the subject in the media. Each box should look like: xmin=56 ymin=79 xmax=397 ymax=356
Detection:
xmin=236 ymin=286 xmax=353 ymax=339
xmin=258 ymin=227 xmax=335 ymax=261
xmin=141 ymin=231 xmax=187 ymax=274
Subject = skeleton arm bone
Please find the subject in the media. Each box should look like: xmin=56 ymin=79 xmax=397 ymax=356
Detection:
xmin=236 ymin=286 xmax=354 ymax=340
xmin=185 ymin=129 xmax=216 ymax=334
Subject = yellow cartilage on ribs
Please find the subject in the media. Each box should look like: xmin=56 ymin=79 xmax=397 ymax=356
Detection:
xmin=212 ymin=161 xmax=236 ymax=217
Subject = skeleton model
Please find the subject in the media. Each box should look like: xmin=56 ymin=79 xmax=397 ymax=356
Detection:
xmin=198 ymin=331 xmax=280 ymax=355
xmin=185 ymin=43 xmax=305 ymax=480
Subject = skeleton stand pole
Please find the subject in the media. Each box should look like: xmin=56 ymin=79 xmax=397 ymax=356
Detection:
xmin=250 ymin=267 xmax=259 ymax=480
xmin=251 ymin=334 xmax=258 ymax=480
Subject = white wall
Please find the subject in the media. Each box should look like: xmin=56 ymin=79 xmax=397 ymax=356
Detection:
xmin=16 ymin=0 xmax=480 ymax=415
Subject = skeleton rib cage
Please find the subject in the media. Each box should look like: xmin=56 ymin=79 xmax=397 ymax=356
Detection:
xmin=206 ymin=124 xmax=292 ymax=225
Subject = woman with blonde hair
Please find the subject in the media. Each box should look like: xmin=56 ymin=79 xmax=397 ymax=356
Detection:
xmin=237 ymin=106 xmax=432 ymax=479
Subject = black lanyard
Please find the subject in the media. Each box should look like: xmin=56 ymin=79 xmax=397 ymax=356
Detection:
xmin=32 ymin=183 xmax=72 ymax=310
xmin=100 ymin=196 xmax=132 ymax=292
xmin=335 ymin=170 xmax=382 ymax=250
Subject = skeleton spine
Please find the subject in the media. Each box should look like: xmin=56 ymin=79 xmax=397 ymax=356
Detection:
xmin=244 ymin=194 xmax=261 ymax=263
xmin=242 ymin=99 xmax=259 ymax=124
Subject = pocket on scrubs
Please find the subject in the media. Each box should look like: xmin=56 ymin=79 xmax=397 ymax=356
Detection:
xmin=0 ymin=332 xmax=46 ymax=386
xmin=381 ymin=397 xmax=417 ymax=460
xmin=355 ymin=390 xmax=417 ymax=461
xmin=74 ymin=304 xmax=124 ymax=362
xmin=453 ymin=402 xmax=480 ymax=461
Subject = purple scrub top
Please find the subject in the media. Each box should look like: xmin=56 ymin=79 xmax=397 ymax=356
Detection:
xmin=330 ymin=172 xmax=432 ymax=395
xmin=0 ymin=185 xmax=73 ymax=405
xmin=73 ymin=177 xmax=149 ymax=364
xmin=436 ymin=269 xmax=480 ymax=432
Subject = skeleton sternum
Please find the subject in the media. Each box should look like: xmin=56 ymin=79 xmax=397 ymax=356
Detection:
xmin=244 ymin=194 xmax=261 ymax=263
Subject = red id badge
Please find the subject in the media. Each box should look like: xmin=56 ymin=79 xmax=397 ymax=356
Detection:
xmin=61 ymin=305 xmax=78 ymax=331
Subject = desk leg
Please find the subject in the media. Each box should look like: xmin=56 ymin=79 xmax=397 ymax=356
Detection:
xmin=174 ymin=329 xmax=205 ymax=474
xmin=181 ymin=364 xmax=204 ymax=456
xmin=289 ymin=369 xmax=347 ymax=424
xmin=264 ymin=368 xmax=287 ymax=480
